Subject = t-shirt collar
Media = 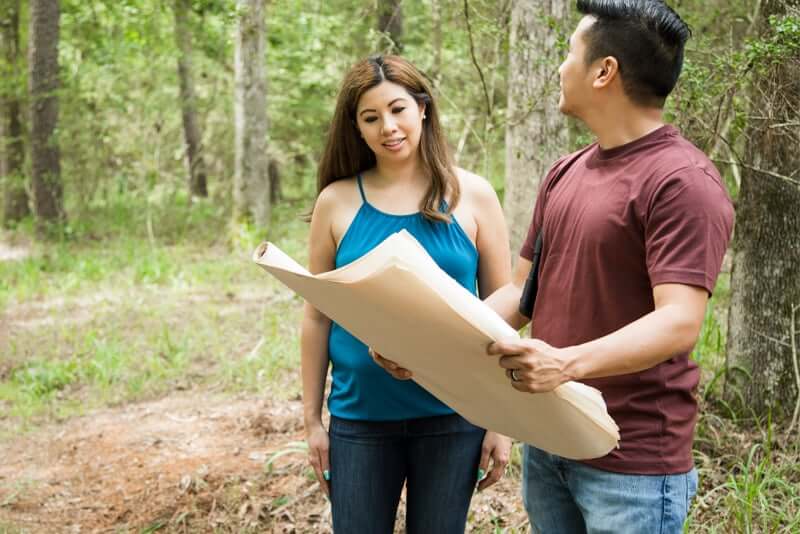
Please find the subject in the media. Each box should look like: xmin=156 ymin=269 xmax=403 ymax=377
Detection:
xmin=594 ymin=124 xmax=676 ymax=161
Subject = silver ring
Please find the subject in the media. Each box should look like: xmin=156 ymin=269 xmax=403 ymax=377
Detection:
xmin=510 ymin=369 xmax=520 ymax=382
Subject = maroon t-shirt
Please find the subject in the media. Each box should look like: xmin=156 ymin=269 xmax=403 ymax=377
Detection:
xmin=520 ymin=125 xmax=734 ymax=474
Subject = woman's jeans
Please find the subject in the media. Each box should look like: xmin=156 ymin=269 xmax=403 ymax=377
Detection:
xmin=328 ymin=413 xmax=485 ymax=534
xmin=522 ymin=444 xmax=699 ymax=534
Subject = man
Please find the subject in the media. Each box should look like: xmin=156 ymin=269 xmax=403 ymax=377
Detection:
xmin=375 ymin=0 xmax=733 ymax=532
xmin=484 ymin=1 xmax=734 ymax=532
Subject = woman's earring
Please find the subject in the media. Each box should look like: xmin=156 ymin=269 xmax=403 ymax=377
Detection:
xmin=422 ymin=113 xmax=427 ymax=120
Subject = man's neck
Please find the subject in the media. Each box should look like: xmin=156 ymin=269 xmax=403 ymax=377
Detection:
xmin=586 ymin=104 xmax=666 ymax=150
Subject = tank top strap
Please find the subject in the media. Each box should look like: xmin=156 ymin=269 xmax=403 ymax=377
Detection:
xmin=356 ymin=174 xmax=367 ymax=203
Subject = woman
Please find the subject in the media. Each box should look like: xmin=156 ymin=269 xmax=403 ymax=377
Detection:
xmin=302 ymin=55 xmax=512 ymax=533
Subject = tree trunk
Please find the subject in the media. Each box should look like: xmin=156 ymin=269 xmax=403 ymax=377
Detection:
xmin=378 ymin=0 xmax=403 ymax=53
xmin=28 ymin=0 xmax=63 ymax=226
xmin=431 ymin=0 xmax=442 ymax=82
xmin=725 ymin=1 xmax=800 ymax=418
xmin=1 ymin=0 xmax=29 ymax=225
xmin=268 ymin=157 xmax=281 ymax=203
xmin=173 ymin=0 xmax=208 ymax=199
xmin=504 ymin=0 xmax=569 ymax=254
xmin=233 ymin=0 xmax=269 ymax=226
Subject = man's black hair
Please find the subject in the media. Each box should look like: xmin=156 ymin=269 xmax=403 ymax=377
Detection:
xmin=576 ymin=0 xmax=691 ymax=107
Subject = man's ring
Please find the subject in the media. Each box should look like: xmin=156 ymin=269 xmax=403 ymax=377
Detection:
xmin=510 ymin=369 xmax=520 ymax=382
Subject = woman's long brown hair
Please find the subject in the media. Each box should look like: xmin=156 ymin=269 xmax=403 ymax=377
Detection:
xmin=315 ymin=55 xmax=459 ymax=223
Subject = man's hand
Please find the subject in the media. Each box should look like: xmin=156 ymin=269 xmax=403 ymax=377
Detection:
xmin=369 ymin=348 xmax=413 ymax=380
xmin=487 ymin=338 xmax=577 ymax=393
xmin=476 ymin=431 xmax=512 ymax=491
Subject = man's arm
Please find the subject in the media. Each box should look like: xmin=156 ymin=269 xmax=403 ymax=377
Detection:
xmin=488 ymin=283 xmax=708 ymax=393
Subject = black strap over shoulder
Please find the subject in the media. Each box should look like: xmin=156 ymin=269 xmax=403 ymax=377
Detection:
xmin=518 ymin=230 xmax=543 ymax=318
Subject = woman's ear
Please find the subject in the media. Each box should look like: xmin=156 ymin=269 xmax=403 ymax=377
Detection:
xmin=419 ymin=102 xmax=427 ymax=120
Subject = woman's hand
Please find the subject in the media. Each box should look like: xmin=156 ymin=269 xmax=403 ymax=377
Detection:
xmin=476 ymin=431 xmax=512 ymax=491
xmin=369 ymin=348 xmax=413 ymax=380
xmin=305 ymin=420 xmax=331 ymax=496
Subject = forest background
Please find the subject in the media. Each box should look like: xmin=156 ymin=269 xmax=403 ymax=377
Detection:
xmin=0 ymin=0 xmax=799 ymax=532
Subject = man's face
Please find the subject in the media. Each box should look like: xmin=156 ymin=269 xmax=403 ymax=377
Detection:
xmin=558 ymin=16 xmax=596 ymax=117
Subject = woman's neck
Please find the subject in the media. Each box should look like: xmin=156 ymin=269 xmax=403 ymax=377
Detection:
xmin=374 ymin=156 xmax=427 ymax=187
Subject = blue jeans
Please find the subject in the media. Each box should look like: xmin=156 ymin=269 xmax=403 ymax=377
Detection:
xmin=328 ymin=413 xmax=485 ymax=534
xmin=522 ymin=445 xmax=698 ymax=534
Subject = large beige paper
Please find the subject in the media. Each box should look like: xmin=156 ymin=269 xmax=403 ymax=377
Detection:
xmin=253 ymin=230 xmax=620 ymax=459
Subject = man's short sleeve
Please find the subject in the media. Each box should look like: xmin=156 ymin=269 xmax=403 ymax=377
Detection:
xmin=519 ymin=187 xmax=547 ymax=261
xmin=645 ymin=168 xmax=734 ymax=293
xmin=519 ymin=153 xmax=579 ymax=260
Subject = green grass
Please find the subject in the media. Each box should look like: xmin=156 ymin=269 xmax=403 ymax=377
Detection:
xmin=0 ymin=194 xmax=307 ymax=432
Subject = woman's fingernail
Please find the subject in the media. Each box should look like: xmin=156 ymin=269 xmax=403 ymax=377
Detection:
xmin=323 ymin=470 xmax=330 ymax=481
xmin=477 ymin=468 xmax=486 ymax=481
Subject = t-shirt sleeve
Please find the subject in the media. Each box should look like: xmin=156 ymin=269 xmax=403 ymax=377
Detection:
xmin=519 ymin=183 xmax=547 ymax=261
xmin=519 ymin=155 xmax=573 ymax=260
xmin=645 ymin=168 xmax=734 ymax=294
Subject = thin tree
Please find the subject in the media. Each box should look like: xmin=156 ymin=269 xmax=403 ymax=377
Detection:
xmin=173 ymin=0 xmax=208 ymax=200
xmin=378 ymin=0 xmax=403 ymax=53
xmin=233 ymin=0 xmax=270 ymax=226
xmin=1 ymin=0 xmax=28 ymax=225
xmin=726 ymin=1 xmax=800 ymax=418
xmin=28 ymin=0 xmax=63 ymax=227
xmin=504 ymin=0 xmax=569 ymax=253
xmin=431 ymin=0 xmax=442 ymax=82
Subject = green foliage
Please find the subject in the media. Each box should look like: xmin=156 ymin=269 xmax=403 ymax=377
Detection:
xmin=746 ymin=13 xmax=800 ymax=69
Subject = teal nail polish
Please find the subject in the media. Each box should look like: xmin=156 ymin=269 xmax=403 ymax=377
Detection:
xmin=477 ymin=468 xmax=486 ymax=481
xmin=323 ymin=470 xmax=331 ymax=481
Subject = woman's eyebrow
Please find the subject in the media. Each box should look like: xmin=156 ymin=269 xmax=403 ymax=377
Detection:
xmin=358 ymin=97 xmax=409 ymax=116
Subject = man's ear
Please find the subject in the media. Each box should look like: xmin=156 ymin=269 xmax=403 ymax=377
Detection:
xmin=593 ymin=56 xmax=619 ymax=89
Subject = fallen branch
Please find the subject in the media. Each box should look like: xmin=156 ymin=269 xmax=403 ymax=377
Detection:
xmin=788 ymin=303 xmax=800 ymax=436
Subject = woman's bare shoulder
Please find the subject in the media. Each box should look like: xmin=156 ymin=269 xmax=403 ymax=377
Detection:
xmin=454 ymin=167 xmax=499 ymax=204
xmin=315 ymin=177 xmax=361 ymax=213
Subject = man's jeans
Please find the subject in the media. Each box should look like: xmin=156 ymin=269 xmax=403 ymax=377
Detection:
xmin=328 ymin=413 xmax=485 ymax=534
xmin=522 ymin=445 xmax=698 ymax=534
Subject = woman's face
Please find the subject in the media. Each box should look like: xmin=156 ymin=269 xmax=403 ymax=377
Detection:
xmin=355 ymin=81 xmax=426 ymax=163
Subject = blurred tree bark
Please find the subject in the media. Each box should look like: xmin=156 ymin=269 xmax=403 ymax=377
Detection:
xmin=29 ymin=0 xmax=63 ymax=228
xmin=726 ymin=1 xmax=800 ymax=418
xmin=173 ymin=0 xmax=208 ymax=200
xmin=378 ymin=0 xmax=403 ymax=53
xmin=233 ymin=0 xmax=270 ymax=226
xmin=504 ymin=0 xmax=569 ymax=253
xmin=1 ymin=0 xmax=29 ymax=225
xmin=268 ymin=157 xmax=281 ymax=203
xmin=431 ymin=0 xmax=442 ymax=81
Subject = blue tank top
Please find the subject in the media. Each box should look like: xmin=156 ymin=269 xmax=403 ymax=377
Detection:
xmin=327 ymin=174 xmax=479 ymax=421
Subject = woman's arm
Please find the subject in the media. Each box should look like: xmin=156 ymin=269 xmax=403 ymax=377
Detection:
xmin=300 ymin=187 xmax=338 ymax=495
xmin=464 ymin=171 xmax=513 ymax=491
xmin=469 ymin=173 xmax=512 ymax=298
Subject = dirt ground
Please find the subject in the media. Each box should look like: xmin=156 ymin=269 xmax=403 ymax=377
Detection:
xmin=0 ymin=237 xmax=534 ymax=533
xmin=0 ymin=392 xmax=528 ymax=533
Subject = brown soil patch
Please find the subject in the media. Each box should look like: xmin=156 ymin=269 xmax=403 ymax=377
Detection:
xmin=0 ymin=393 xmax=528 ymax=533
xmin=0 ymin=393 xmax=327 ymax=533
